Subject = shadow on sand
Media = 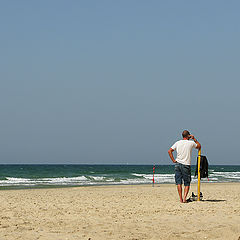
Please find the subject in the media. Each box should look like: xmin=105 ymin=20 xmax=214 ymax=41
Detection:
xmin=202 ymin=199 xmax=226 ymax=202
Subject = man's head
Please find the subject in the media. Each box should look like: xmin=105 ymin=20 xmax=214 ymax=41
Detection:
xmin=182 ymin=130 xmax=190 ymax=139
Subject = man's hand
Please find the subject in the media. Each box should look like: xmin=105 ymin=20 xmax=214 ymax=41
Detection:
xmin=168 ymin=148 xmax=177 ymax=163
xmin=190 ymin=135 xmax=201 ymax=149
xmin=189 ymin=134 xmax=195 ymax=140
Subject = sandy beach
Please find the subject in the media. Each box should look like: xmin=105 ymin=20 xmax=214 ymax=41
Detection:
xmin=0 ymin=183 xmax=239 ymax=240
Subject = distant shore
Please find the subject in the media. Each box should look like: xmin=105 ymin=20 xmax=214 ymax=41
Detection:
xmin=0 ymin=182 xmax=239 ymax=240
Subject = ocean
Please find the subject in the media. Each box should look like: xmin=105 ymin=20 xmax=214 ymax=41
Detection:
xmin=0 ymin=164 xmax=239 ymax=189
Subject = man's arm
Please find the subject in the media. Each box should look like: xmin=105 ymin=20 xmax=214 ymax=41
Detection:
xmin=190 ymin=135 xmax=201 ymax=149
xmin=168 ymin=148 xmax=177 ymax=163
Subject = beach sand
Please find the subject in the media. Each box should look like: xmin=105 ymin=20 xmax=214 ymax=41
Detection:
xmin=0 ymin=183 xmax=239 ymax=240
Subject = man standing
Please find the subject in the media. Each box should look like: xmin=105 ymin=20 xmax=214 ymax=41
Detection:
xmin=168 ymin=130 xmax=201 ymax=203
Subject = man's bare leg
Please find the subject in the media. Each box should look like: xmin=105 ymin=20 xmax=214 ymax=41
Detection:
xmin=177 ymin=184 xmax=183 ymax=203
xmin=183 ymin=186 xmax=190 ymax=203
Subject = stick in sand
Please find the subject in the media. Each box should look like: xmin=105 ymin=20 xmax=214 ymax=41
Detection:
xmin=152 ymin=165 xmax=155 ymax=186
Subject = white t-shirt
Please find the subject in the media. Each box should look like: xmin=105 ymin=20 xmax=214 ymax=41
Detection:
xmin=171 ymin=140 xmax=197 ymax=165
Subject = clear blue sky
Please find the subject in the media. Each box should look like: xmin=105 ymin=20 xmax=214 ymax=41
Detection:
xmin=0 ymin=1 xmax=239 ymax=164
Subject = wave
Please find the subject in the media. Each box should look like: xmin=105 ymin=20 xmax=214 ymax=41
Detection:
xmin=0 ymin=176 xmax=89 ymax=186
xmin=0 ymin=170 xmax=239 ymax=187
xmin=132 ymin=173 xmax=175 ymax=183
xmin=209 ymin=171 xmax=240 ymax=180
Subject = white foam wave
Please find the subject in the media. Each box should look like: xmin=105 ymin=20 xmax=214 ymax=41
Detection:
xmin=133 ymin=171 xmax=240 ymax=184
xmin=132 ymin=173 xmax=144 ymax=177
xmin=91 ymin=176 xmax=105 ymax=181
xmin=132 ymin=173 xmax=175 ymax=183
xmin=44 ymin=176 xmax=88 ymax=182
xmin=0 ymin=176 xmax=89 ymax=186
xmin=121 ymin=178 xmax=150 ymax=184
xmin=0 ymin=170 xmax=239 ymax=187
xmin=210 ymin=171 xmax=240 ymax=179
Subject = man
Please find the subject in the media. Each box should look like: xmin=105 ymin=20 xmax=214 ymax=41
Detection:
xmin=168 ymin=130 xmax=201 ymax=203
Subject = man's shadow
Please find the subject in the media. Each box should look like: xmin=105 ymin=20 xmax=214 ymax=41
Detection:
xmin=187 ymin=198 xmax=226 ymax=203
xmin=202 ymin=199 xmax=226 ymax=202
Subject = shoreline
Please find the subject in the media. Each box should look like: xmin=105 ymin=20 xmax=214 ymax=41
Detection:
xmin=1 ymin=165 xmax=239 ymax=190
xmin=0 ymin=181 xmax=239 ymax=191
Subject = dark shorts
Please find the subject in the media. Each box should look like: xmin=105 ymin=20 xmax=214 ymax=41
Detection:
xmin=175 ymin=163 xmax=191 ymax=186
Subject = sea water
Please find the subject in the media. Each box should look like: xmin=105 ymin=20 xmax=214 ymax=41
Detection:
xmin=0 ymin=164 xmax=239 ymax=189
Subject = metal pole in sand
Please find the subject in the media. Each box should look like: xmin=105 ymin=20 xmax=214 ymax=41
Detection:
xmin=197 ymin=149 xmax=201 ymax=201
xmin=152 ymin=165 xmax=155 ymax=187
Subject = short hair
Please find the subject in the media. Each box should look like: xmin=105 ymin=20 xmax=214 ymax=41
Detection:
xmin=182 ymin=130 xmax=190 ymax=138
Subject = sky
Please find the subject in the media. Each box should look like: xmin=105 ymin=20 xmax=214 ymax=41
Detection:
xmin=0 ymin=1 xmax=239 ymax=164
